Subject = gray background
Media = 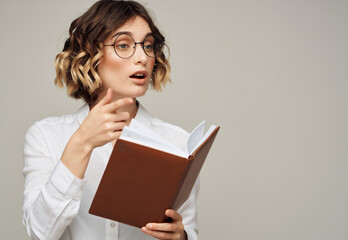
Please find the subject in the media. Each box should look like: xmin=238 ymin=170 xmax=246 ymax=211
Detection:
xmin=1 ymin=0 xmax=347 ymax=239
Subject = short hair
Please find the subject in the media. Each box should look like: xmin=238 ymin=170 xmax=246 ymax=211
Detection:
xmin=55 ymin=0 xmax=171 ymax=104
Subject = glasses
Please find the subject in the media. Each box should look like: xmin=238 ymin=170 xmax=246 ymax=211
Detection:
xmin=104 ymin=33 xmax=163 ymax=59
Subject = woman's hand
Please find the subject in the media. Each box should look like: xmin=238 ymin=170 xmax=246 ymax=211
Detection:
xmin=61 ymin=88 xmax=134 ymax=179
xmin=76 ymin=88 xmax=134 ymax=150
xmin=141 ymin=209 xmax=187 ymax=240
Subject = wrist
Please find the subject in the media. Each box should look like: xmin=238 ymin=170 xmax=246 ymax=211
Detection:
xmin=72 ymin=127 xmax=93 ymax=153
xmin=60 ymin=131 xmax=93 ymax=179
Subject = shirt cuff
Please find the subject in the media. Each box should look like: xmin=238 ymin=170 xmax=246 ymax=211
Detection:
xmin=49 ymin=160 xmax=87 ymax=201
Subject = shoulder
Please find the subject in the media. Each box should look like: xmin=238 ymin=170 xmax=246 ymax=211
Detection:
xmin=25 ymin=104 xmax=88 ymax=146
xmin=26 ymin=110 xmax=78 ymax=135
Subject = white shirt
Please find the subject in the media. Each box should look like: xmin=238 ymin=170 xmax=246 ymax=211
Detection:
xmin=22 ymin=102 xmax=199 ymax=240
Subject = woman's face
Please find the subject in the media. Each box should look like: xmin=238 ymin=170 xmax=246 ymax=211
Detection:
xmin=97 ymin=16 xmax=156 ymax=100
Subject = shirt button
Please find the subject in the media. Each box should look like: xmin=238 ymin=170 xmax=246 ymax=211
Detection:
xmin=110 ymin=222 xmax=116 ymax=228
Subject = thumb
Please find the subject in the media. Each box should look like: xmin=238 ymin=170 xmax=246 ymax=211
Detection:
xmin=99 ymin=88 xmax=113 ymax=106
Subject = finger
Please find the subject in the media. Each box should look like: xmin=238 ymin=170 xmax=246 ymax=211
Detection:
xmin=98 ymin=88 xmax=113 ymax=106
xmin=103 ymin=112 xmax=131 ymax=123
xmin=105 ymin=131 xmax=122 ymax=143
xmin=106 ymin=122 xmax=127 ymax=132
xmin=145 ymin=222 xmax=178 ymax=232
xmin=141 ymin=227 xmax=178 ymax=240
xmin=165 ymin=209 xmax=182 ymax=222
xmin=104 ymin=97 xmax=134 ymax=113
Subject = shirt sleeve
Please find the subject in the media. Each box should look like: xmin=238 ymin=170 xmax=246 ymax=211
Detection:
xmin=22 ymin=122 xmax=87 ymax=240
xmin=177 ymin=175 xmax=200 ymax=240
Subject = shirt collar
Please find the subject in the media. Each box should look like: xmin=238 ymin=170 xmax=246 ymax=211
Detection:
xmin=75 ymin=100 xmax=153 ymax=129
xmin=134 ymin=100 xmax=152 ymax=129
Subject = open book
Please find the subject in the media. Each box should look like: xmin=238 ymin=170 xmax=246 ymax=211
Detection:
xmin=89 ymin=120 xmax=220 ymax=228
xmin=121 ymin=119 xmax=218 ymax=158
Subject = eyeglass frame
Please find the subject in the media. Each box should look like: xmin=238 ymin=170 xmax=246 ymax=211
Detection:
xmin=103 ymin=32 xmax=163 ymax=59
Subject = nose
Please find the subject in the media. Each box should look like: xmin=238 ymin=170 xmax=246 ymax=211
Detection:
xmin=132 ymin=43 xmax=147 ymax=64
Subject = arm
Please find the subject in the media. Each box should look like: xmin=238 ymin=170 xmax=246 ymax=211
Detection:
xmin=22 ymin=89 xmax=134 ymax=239
xmin=22 ymin=123 xmax=87 ymax=240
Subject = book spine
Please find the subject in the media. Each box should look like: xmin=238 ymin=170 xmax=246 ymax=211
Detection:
xmin=170 ymin=127 xmax=220 ymax=211
xmin=170 ymin=158 xmax=194 ymax=211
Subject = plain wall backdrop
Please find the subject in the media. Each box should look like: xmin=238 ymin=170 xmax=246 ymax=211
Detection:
xmin=1 ymin=0 xmax=347 ymax=239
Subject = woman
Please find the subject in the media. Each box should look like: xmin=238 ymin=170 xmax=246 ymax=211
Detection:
xmin=22 ymin=1 xmax=199 ymax=240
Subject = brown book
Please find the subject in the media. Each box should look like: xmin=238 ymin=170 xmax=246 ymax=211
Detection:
xmin=89 ymin=121 xmax=220 ymax=228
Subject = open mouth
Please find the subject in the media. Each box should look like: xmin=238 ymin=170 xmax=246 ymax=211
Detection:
xmin=130 ymin=73 xmax=146 ymax=79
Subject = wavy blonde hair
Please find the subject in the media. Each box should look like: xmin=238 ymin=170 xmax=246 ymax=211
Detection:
xmin=55 ymin=0 xmax=171 ymax=104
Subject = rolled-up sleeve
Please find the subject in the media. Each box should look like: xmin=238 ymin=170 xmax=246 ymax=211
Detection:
xmin=22 ymin=122 xmax=87 ymax=240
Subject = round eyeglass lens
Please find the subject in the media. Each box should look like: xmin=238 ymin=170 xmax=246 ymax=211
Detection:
xmin=114 ymin=34 xmax=157 ymax=58
xmin=143 ymin=35 xmax=156 ymax=58
xmin=114 ymin=34 xmax=135 ymax=58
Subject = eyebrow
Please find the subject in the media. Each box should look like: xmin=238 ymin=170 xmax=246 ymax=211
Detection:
xmin=111 ymin=31 xmax=153 ymax=40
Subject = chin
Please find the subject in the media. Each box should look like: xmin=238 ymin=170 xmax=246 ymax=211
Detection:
xmin=128 ymin=85 xmax=149 ymax=98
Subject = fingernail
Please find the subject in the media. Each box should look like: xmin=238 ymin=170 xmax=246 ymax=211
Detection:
xmin=147 ymin=224 xmax=152 ymax=228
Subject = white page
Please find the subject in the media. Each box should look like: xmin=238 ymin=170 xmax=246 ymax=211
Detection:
xmin=128 ymin=119 xmax=174 ymax=147
xmin=119 ymin=119 xmax=216 ymax=158
xmin=187 ymin=121 xmax=205 ymax=154
xmin=120 ymin=126 xmax=187 ymax=158
xmin=190 ymin=124 xmax=217 ymax=155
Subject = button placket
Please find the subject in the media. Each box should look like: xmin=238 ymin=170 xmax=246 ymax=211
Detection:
xmin=105 ymin=220 xmax=119 ymax=240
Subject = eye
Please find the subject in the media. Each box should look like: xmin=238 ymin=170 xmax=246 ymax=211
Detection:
xmin=144 ymin=43 xmax=154 ymax=51
xmin=116 ymin=44 xmax=130 ymax=50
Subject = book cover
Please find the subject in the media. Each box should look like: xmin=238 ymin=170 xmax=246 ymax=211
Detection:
xmin=89 ymin=121 xmax=219 ymax=228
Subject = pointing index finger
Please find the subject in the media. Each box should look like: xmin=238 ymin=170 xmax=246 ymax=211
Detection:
xmin=105 ymin=97 xmax=134 ymax=112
